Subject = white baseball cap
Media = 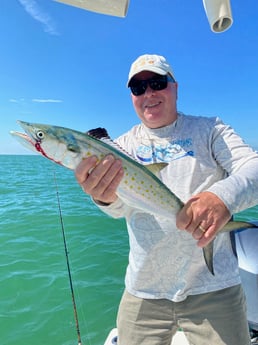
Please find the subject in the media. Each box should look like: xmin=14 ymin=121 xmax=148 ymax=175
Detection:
xmin=127 ymin=54 xmax=176 ymax=86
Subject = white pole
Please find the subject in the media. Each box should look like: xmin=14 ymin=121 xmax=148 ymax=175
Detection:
xmin=55 ymin=0 xmax=130 ymax=18
xmin=203 ymin=0 xmax=233 ymax=33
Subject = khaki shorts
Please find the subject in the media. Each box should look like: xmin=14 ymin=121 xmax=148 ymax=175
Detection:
xmin=117 ymin=285 xmax=251 ymax=345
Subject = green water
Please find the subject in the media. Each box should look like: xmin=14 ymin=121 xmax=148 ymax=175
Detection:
xmin=1 ymin=155 xmax=257 ymax=345
xmin=0 ymin=155 xmax=128 ymax=345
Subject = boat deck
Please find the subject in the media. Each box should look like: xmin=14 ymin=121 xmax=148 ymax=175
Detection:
xmin=104 ymin=328 xmax=189 ymax=345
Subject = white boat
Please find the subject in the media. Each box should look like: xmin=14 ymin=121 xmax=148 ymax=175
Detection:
xmin=103 ymin=227 xmax=258 ymax=345
xmin=104 ymin=328 xmax=190 ymax=345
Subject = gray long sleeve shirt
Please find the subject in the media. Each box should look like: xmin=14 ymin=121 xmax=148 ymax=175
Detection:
xmin=98 ymin=113 xmax=258 ymax=302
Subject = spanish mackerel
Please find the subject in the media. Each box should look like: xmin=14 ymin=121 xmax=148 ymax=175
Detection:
xmin=10 ymin=120 xmax=257 ymax=275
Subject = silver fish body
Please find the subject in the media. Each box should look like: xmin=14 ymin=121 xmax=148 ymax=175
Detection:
xmin=10 ymin=121 xmax=257 ymax=275
xmin=11 ymin=121 xmax=184 ymax=217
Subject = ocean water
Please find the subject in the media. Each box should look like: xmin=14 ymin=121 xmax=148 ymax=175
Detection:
xmin=1 ymin=155 xmax=257 ymax=345
xmin=0 ymin=155 xmax=128 ymax=345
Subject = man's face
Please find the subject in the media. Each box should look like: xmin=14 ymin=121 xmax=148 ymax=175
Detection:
xmin=131 ymin=71 xmax=178 ymax=129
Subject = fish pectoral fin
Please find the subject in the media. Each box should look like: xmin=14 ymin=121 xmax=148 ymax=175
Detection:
xmin=67 ymin=143 xmax=81 ymax=153
xmin=145 ymin=163 xmax=168 ymax=177
xmin=203 ymin=242 xmax=215 ymax=275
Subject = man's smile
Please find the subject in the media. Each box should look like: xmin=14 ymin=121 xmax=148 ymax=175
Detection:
xmin=145 ymin=101 xmax=162 ymax=109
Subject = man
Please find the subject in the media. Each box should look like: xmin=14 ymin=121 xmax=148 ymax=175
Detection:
xmin=75 ymin=54 xmax=258 ymax=345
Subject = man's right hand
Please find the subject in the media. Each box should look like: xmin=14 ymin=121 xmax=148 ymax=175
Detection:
xmin=74 ymin=154 xmax=124 ymax=205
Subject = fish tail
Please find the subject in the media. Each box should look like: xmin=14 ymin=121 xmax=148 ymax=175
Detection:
xmin=203 ymin=243 xmax=215 ymax=275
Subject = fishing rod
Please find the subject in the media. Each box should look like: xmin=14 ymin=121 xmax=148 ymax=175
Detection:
xmin=53 ymin=170 xmax=82 ymax=345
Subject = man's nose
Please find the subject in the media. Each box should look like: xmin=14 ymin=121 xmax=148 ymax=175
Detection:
xmin=144 ymin=85 xmax=155 ymax=96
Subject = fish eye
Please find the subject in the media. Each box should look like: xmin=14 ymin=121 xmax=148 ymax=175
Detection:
xmin=36 ymin=130 xmax=45 ymax=140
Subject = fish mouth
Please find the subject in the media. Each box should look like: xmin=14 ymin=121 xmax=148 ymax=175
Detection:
xmin=16 ymin=120 xmax=36 ymax=138
xmin=10 ymin=130 xmax=39 ymax=153
xmin=13 ymin=120 xmax=44 ymax=143
xmin=10 ymin=131 xmax=30 ymax=141
xmin=10 ymin=121 xmax=39 ymax=153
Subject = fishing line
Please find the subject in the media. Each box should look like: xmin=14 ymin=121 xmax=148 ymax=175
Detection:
xmin=53 ymin=170 xmax=82 ymax=345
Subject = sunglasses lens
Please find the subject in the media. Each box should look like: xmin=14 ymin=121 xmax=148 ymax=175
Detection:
xmin=149 ymin=77 xmax=167 ymax=91
xmin=130 ymin=81 xmax=147 ymax=96
xmin=129 ymin=75 xmax=172 ymax=96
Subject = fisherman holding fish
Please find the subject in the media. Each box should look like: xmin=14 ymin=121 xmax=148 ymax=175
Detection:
xmin=74 ymin=54 xmax=258 ymax=345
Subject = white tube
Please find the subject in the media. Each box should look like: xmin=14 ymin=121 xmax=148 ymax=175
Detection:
xmin=203 ymin=0 xmax=233 ymax=33
xmin=55 ymin=0 xmax=130 ymax=18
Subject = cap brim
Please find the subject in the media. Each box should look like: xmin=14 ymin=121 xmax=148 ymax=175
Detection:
xmin=127 ymin=66 xmax=167 ymax=87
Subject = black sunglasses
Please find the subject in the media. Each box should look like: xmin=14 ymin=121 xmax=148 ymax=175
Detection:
xmin=129 ymin=75 xmax=175 ymax=96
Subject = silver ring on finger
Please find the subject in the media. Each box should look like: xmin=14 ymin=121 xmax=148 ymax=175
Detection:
xmin=198 ymin=224 xmax=207 ymax=233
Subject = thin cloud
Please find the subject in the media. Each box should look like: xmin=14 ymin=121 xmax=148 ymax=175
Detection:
xmin=32 ymin=98 xmax=63 ymax=103
xmin=8 ymin=98 xmax=63 ymax=103
xmin=18 ymin=0 xmax=59 ymax=35
xmin=9 ymin=98 xmax=25 ymax=103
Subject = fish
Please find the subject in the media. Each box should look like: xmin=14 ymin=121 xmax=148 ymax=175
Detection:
xmin=10 ymin=120 xmax=257 ymax=275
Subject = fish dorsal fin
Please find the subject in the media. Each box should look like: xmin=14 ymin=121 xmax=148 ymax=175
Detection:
xmin=86 ymin=129 xmax=169 ymax=173
xmin=145 ymin=163 xmax=168 ymax=177
xmin=86 ymin=127 xmax=141 ymax=162
xmin=86 ymin=127 xmax=110 ymax=139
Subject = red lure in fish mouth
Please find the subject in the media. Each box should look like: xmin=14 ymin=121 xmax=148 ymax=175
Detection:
xmin=34 ymin=139 xmax=62 ymax=165
xmin=32 ymin=129 xmax=49 ymax=159
xmin=35 ymin=141 xmax=47 ymax=157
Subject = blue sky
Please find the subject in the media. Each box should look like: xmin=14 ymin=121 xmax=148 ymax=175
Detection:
xmin=1 ymin=0 xmax=258 ymax=154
